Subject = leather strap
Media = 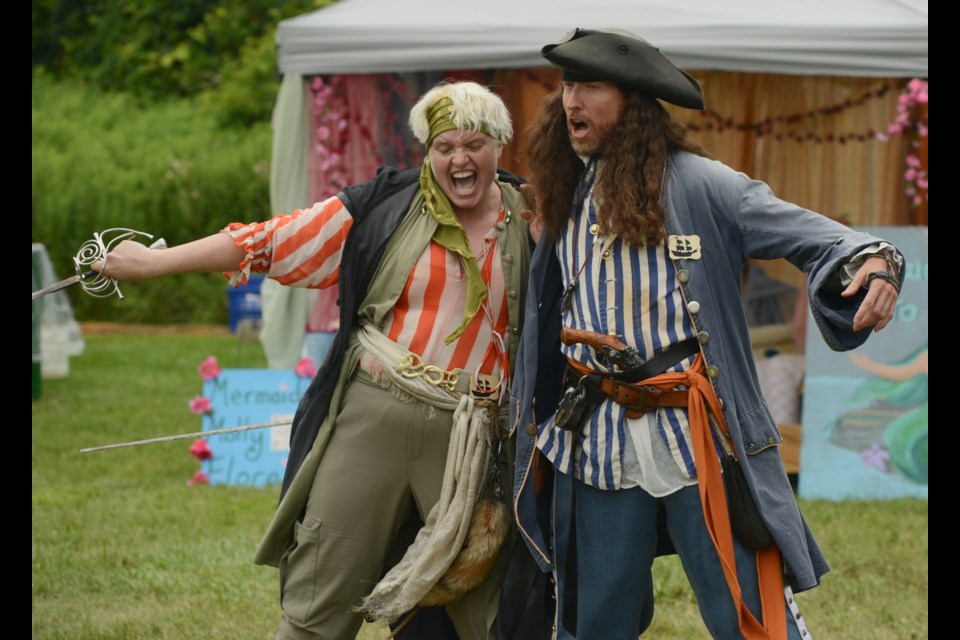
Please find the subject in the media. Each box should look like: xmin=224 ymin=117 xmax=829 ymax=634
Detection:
xmin=617 ymin=337 xmax=699 ymax=383
xmin=593 ymin=378 xmax=688 ymax=418
xmin=566 ymin=337 xmax=699 ymax=383
xmin=865 ymin=269 xmax=901 ymax=293
xmin=566 ymin=369 xmax=690 ymax=419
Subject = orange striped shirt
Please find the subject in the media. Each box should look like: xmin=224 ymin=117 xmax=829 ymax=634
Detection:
xmin=225 ymin=195 xmax=508 ymax=378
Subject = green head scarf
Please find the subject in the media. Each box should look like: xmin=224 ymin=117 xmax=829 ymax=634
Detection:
xmin=419 ymin=96 xmax=494 ymax=345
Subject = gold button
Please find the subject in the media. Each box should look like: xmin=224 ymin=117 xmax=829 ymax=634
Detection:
xmin=697 ymin=331 xmax=710 ymax=345
xmin=526 ymin=424 xmax=538 ymax=436
xmin=602 ymin=250 xmax=612 ymax=260
xmin=677 ymin=270 xmax=690 ymax=283
xmin=589 ymin=223 xmax=599 ymax=235
xmin=706 ymin=365 xmax=719 ymax=378
xmin=687 ymin=301 xmax=701 ymax=314
xmin=508 ymin=290 xmax=519 ymax=299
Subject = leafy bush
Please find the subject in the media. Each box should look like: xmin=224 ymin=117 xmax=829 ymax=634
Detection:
xmin=32 ymin=1 xmax=337 ymax=322
xmin=204 ymin=28 xmax=288 ymax=128
xmin=33 ymin=0 xmax=327 ymax=111
xmin=32 ymin=71 xmax=274 ymax=323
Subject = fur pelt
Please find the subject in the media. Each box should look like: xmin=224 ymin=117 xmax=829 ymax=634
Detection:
xmin=417 ymin=498 xmax=510 ymax=607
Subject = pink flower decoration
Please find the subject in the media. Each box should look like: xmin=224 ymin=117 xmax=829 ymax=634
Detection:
xmin=198 ymin=356 xmax=221 ymax=381
xmin=189 ymin=438 xmax=213 ymax=460
xmin=188 ymin=471 xmax=210 ymax=486
xmin=189 ymin=395 xmax=213 ymax=415
xmin=876 ymin=78 xmax=927 ymax=208
xmin=907 ymin=78 xmax=927 ymax=101
xmin=295 ymin=357 xmax=317 ymax=379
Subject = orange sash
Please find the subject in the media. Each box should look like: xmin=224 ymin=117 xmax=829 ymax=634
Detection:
xmin=639 ymin=354 xmax=787 ymax=640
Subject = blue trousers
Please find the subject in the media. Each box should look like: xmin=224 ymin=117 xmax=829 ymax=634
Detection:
xmin=553 ymin=472 xmax=810 ymax=639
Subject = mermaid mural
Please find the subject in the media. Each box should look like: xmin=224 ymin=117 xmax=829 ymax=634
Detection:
xmin=828 ymin=342 xmax=928 ymax=484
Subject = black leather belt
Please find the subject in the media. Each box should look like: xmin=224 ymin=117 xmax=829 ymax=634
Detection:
xmin=610 ymin=337 xmax=700 ymax=383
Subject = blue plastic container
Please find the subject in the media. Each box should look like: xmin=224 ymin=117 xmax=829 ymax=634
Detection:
xmin=227 ymin=275 xmax=264 ymax=333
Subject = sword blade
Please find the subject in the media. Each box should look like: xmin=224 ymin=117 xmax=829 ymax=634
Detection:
xmin=32 ymin=270 xmax=95 ymax=300
xmin=79 ymin=419 xmax=292 ymax=453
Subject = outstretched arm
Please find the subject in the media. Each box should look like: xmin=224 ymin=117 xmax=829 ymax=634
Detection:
xmin=841 ymin=255 xmax=900 ymax=333
xmin=94 ymin=233 xmax=246 ymax=282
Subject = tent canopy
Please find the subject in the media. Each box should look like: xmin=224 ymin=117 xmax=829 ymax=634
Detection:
xmin=277 ymin=0 xmax=928 ymax=78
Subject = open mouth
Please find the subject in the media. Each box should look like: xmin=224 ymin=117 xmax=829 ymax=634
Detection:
xmin=569 ymin=118 xmax=589 ymax=139
xmin=452 ymin=171 xmax=478 ymax=193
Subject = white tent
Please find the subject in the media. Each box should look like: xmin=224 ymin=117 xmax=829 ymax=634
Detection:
xmin=276 ymin=0 xmax=928 ymax=78
xmin=260 ymin=0 xmax=927 ymax=369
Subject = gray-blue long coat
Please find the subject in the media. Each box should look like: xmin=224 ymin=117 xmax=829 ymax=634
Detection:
xmin=509 ymin=151 xmax=905 ymax=591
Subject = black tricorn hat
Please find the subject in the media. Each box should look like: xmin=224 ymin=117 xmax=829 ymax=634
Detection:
xmin=541 ymin=28 xmax=705 ymax=110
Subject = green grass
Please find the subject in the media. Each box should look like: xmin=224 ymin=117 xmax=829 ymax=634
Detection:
xmin=32 ymin=327 xmax=928 ymax=639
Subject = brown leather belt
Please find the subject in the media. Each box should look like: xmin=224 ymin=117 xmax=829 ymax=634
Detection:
xmin=566 ymin=367 xmax=689 ymax=419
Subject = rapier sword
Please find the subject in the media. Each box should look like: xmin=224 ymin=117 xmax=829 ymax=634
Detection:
xmin=32 ymin=228 xmax=166 ymax=301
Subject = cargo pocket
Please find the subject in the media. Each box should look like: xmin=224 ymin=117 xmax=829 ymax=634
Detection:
xmin=278 ymin=512 xmax=323 ymax=625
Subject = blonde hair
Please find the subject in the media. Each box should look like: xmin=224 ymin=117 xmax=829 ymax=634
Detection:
xmin=409 ymin=81 xmax=513 ymax=147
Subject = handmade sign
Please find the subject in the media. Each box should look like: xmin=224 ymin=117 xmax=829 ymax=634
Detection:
xmin=194 ymin=367 xmax=313 ymax=487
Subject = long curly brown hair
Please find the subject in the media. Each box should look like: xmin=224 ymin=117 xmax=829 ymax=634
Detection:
xmin=525 ymin=88 xmax=709 ymax=246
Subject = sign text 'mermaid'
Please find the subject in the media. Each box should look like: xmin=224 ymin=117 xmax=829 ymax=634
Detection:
xmin=200 ymin=369 xmax=307 ymax=488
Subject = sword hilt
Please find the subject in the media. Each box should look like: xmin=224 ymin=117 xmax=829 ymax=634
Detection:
xmin=75 ymin=229 xmax=166 ymax=300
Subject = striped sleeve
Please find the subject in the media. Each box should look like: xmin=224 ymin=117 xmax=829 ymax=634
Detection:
xmin=222 ymin=195 xmax=353 ymax=288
